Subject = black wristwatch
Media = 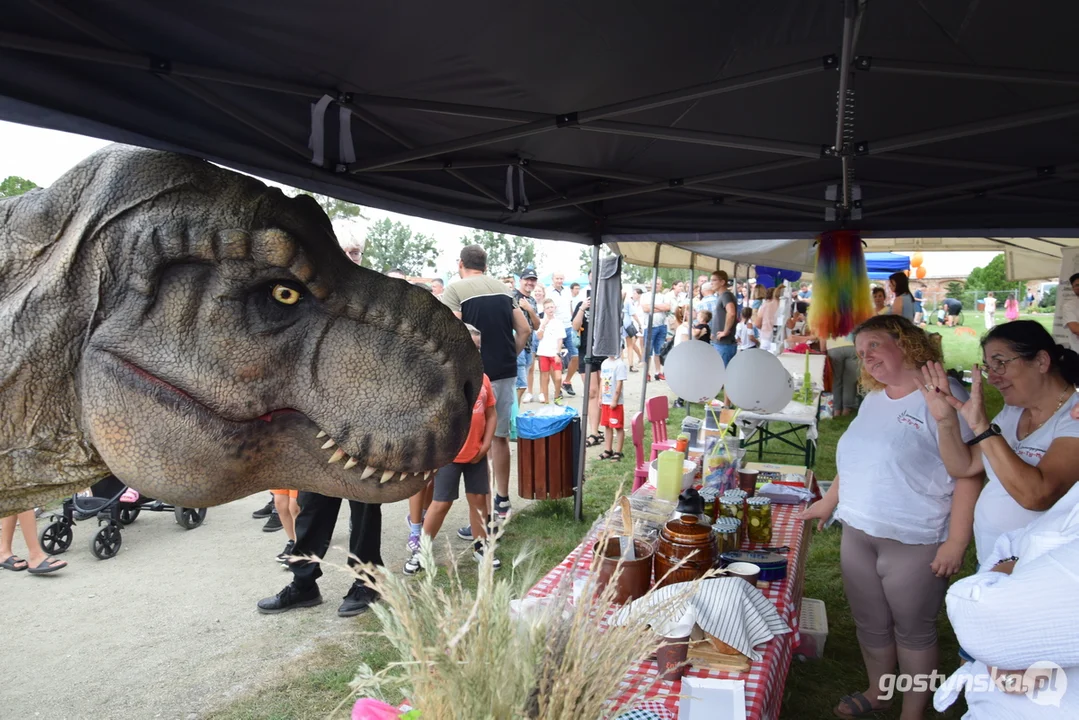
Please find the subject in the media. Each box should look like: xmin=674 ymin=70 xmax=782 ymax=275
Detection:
xmin=966 ymin=423 xmax=1002 ymax=446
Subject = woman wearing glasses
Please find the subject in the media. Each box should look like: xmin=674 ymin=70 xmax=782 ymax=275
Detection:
xmin=921 ymin=320 xmax=1079 ymax=569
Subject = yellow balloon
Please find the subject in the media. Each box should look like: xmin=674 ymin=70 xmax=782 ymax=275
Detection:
xmin=911 ymin=252 xmax=924 ymax=268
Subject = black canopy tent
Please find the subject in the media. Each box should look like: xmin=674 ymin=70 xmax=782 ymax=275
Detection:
xmin=4 ymin=0 xmax=1079 ymax=518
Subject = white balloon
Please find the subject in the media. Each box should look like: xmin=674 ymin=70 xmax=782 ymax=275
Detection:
xmin=724 ymin=349 xmax=793 ymax=413
xmin=662 ymin=341 xmax=726 ymax=404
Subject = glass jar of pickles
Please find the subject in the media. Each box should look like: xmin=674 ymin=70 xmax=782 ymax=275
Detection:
xmin=723 ymin=488 xmax=748 ymax=501
xmin=717 ymin=496 xmax=745 ymax=523
xmin=746 ymin=496 xmax=773 ymax=544
xmin=699 ymin=487 xmax=720 ymax=522
xmin=712 ymin=517 xmax=740 ymax=553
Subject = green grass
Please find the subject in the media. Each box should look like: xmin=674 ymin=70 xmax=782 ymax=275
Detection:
xmin=216 ymin=325 xmax=1024 ymax=719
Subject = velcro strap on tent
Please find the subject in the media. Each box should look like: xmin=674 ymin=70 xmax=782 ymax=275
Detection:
xmin=504 ymin=165 xmax=529 ymax=211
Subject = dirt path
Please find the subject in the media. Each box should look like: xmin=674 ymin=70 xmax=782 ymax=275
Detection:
xmin=0 ymin=369 xmax=661 ymax=719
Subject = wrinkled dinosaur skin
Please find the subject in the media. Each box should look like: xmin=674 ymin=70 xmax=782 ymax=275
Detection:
xmin=0 ymin=145 xmax=482 ymax=515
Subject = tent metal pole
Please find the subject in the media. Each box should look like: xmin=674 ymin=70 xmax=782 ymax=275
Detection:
xmin=834 ymin=0 xmax=857 ymax=153
xmin=346 ymin=103 xmax=508 ymax=206
xmin=577 ymin=59 xmax=827 ymax=121
xmin=859 ymin=58 xmax=1079 ymax=88
xmin=865 ymin=163 xmax=1079 ymax=211
xmin=574 ymin=240 xmax=603 ymax=522
xmin=872 ymin=153 xmax=1024 ymax=173
xmin=528 ymin=158 xmax=814 ymax=212
xmin=582 ymin=121 xmax=822 ymax=159
xmin=640 ymin=245 xmax=662 ymax=415
xmin=865 ymin=102 xmax=1079 ymax=156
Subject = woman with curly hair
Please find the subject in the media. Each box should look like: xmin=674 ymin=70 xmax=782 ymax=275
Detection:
xmin=801 ymin=315 xmax=982 ymax=719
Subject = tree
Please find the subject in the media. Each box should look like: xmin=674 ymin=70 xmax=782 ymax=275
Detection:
xmin=0 ymin=175 xmax=38 ymax=198
xmin=621 ymin=263 xmax=690 ymax=290
xmin=460 ymin=230 xmax=535 ymax=278
xmin=945 ymin=281 xmax=965 ymax=298
xmin=362 ymin=218 xmax=438 ymax=276
xmin=965 ymin=254 xmax=1024 ymax=295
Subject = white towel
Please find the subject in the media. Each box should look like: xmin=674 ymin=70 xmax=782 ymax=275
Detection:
xmin=613 ymin=577 xmax=790 ymax=661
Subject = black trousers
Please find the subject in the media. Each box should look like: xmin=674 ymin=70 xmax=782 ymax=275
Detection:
xmin=290 ymin=492 xmax=383 ymax=591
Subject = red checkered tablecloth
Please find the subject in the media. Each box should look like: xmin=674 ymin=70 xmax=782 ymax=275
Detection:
xmin=525 ymin=492 xmax=812 ymax=720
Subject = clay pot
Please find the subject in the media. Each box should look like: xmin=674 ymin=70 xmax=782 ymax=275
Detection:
xmin=654 ymin=515 xmax=718 ymax=589
xmin=591 ymin=537 xmax=655 ymax=604
xmin=654 ymin=635 xmax=690 ymax=682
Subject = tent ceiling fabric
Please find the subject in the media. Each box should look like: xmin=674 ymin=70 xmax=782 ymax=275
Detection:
xmin=3 ymin=1 xmax=1079 ymax=243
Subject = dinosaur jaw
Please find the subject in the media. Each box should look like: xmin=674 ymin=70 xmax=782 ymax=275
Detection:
xmin=80 ymin=351 xmax=441 ymax=507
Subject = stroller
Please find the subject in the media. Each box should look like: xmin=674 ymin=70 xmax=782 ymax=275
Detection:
xmin=38 ymin=475 xmax=208 ymax=560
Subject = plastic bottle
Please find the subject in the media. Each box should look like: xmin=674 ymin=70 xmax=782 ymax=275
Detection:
xmin=656 ymin=449 xmax=686 ymax=502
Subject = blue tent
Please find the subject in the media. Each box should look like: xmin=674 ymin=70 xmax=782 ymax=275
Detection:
xmin=865 ymin=253 xmax=909 ymax=281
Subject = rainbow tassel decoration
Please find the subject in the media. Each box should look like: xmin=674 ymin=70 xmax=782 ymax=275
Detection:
xmin=807 ymin=229 xmax=874 ymax=339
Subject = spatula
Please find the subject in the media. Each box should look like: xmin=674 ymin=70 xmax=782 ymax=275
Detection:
xmin=619 ymin=496 xmax=635 ymax=560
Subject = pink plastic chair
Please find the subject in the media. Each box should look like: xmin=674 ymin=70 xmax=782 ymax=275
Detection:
xmin=645 ymin=395 xmax=677 ymax=462
xmin=630 ymin=411 xmax=650 ymax=492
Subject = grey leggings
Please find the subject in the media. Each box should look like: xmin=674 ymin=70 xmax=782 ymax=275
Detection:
xmin=827 ymin=345 xmax=860 ymax=411
xmin=840 ymin=523 xmax=948 ymax=650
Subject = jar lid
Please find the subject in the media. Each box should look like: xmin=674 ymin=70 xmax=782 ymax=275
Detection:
xmin=747 ymin=496 xmax=772 ymax=506
xmin=663 ymin=515 xmax=712 ymax=539
xmin=719 ymin=497 xmax=743 ymax=506
xmin=713 ymin=516 xmax=740 ymax=527
xmin=712 ymin=524 xmax=738 ymax=534
xmin=699 ymin=487 xmax=719 ymax=500
xmin=723 ymin=489 xmax=748 ymax=498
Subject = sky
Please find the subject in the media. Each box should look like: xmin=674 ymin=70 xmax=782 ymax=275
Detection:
xmin=0 ymin=120 xmax=998 ymax=279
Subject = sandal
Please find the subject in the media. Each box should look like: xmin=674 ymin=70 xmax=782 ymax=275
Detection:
xmin=607 ymin=452 xmax=624 ymax=462
xmin=585 ymin=433 xmax=604 ymax=447
xmin=27 ymin=557 xmax=67 ymax=575
xmin=1 ymin=555 xmax=28 ymax=571
xmin=834 ymin=692 xmax=890 ymax=718
xmin=597 ymin=450 xmax=614 ymax=460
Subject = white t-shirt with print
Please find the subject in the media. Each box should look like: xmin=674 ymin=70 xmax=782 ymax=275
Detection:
xmin=835 ymin=378 xmax=974 ymax=544
xmin=536 ymin=316 xmax=565 ymax=357
xmin=641 ymin=291 xmax=671 ymax=329
xmin=972 ymin=392 xmax=1079 ymax=568
xmin=600 ymin=357 xmax=629 ymax=406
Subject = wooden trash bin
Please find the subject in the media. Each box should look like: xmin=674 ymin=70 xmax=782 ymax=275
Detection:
xmin=517 ymin=418 xmax=579 ymax=500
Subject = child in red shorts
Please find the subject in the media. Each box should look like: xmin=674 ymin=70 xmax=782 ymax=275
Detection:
xmin=598 ymin=354 xmax=628 ymax=461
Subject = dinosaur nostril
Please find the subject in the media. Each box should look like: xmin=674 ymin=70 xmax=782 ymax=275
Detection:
xmin=462 ymin=379 xmax=476 ymax=408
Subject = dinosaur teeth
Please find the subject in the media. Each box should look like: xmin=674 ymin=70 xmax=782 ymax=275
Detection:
xmin=380 ymin=469 xmax=396 ymax=484
xmin=316 ymin=430 xmax=327 ymax=439
xmin=321 ymin=439 xmax=336 ymax=449
xmin=360 ymin=465 xmax=377 ymax=480
xmin=343 ymin=457 xmax=358 ymax=470
xmin=327 ymin=448 xmax=347 ymax=464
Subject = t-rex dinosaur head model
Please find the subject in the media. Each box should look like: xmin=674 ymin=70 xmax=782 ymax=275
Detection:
xmin=0 ymin=145 xmax=482 ymax=515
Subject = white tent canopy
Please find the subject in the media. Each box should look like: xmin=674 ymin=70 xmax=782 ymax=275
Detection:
xmin=612 ymin=236 xmax=1079 ymax=280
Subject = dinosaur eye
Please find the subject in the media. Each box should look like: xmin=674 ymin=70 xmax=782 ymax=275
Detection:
xmin=271 ymin=284 xmax=301 ymax=305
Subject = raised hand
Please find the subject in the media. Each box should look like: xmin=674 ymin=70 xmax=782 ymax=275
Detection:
xmin=918 ymin=361 xmax=963 ymax=422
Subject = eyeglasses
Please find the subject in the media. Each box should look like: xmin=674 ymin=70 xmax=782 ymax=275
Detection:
xmin=980 ymin=356 xmax=1022 ymax=377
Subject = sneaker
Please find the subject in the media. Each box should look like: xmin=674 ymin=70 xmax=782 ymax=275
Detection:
xmin=405 ymin=514 xmax=422 ymax=553
xmin=521 ymin=392 xmax=533 ymax=404
xmin=262 ymin=510 xmax=283 ymax=532
xmin=338 ymin=583 xmax=379 ymax=617
xmin=473 ymin=542 xmax=502 ymax=570
xmin=493 ymin=495 xmax=511 ymax=520
xmin=457 ymin=525 xmax=474 ymax=541
xmin=561 ymin=383 xmax=576 ymax=397
xmin=553 ymin=396 xmax=564 ymax=406
xmin=251 ymin=498 xmax=274 ymax=519
xmin=537 ymin=393 xmax=546 ymax=404
xmin=275 ymin=539 xmax=295 ymax=564
xmin=256 ymin=584 xmax=322 ymax=614
xmin=403 ymin=551 xmax=424 ymax=576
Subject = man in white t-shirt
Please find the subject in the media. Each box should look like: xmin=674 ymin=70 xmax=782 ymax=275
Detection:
xmin=547 ymin=272 xmax=578 ymax=398
xmin=640 ymin=279 xmax=671 ymax=380
xmin=1063 ymin=273 xmax=1079 ymax=353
